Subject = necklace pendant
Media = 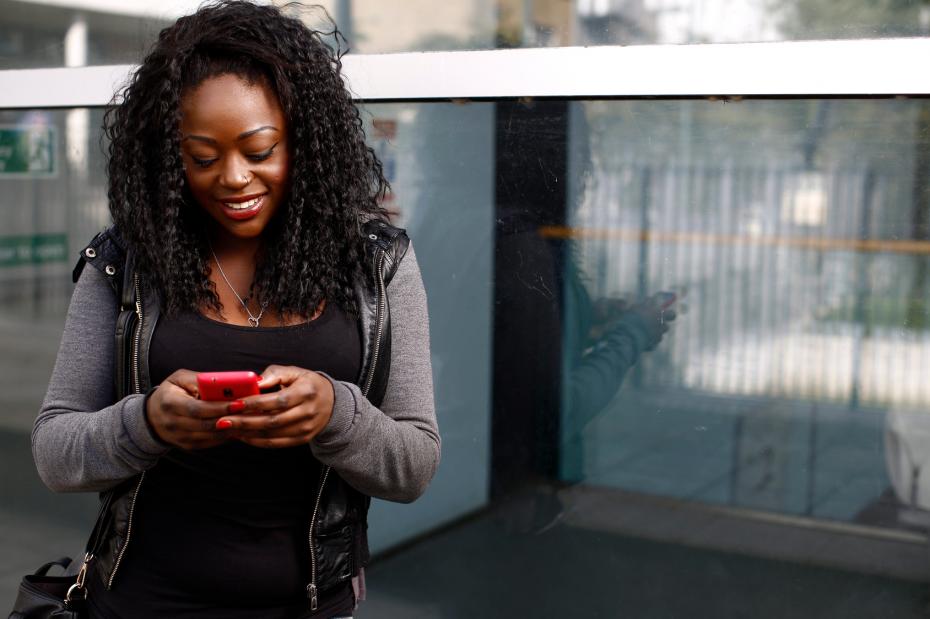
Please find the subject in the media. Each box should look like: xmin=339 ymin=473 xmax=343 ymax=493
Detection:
xmin=248 ymin=316 xmax=260 ymax=328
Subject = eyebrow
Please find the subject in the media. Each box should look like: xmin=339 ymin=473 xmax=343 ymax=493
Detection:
xmin=181 ymin=125 xmax=279 ymax=144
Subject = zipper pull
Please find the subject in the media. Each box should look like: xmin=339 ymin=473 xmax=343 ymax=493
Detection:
xmin=307 ymin=583 xmax=319 ymax=611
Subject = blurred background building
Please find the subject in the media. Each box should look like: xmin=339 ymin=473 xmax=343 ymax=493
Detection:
xmin=3 ymin=0 xmax=930 ymax=616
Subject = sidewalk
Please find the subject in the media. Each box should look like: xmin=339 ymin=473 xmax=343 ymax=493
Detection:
xmin=359 ymin=488 xmax=930 ymax=618
xmin=4 ymin=424 xmax=928 ymax=617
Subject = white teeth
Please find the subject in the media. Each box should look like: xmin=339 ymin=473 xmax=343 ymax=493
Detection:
xmin=224 ymin=196 xmax=261 ymax=210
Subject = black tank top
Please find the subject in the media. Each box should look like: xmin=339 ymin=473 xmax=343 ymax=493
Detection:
xmin=88 ymin=303 xmax=361 ymax=619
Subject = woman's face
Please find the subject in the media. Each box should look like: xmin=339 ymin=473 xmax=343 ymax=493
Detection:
xmin=179 ymin=73 xmax=290 ymax=243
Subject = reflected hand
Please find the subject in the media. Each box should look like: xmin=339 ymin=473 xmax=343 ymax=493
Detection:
xmin=146 ymin=369 xmax=230 ymax=450
xmin=629 ymin=293 xmax=677 ymax=350
xmin=214 ymin=365 xmax=335 ymax=449
xmin=589 ymin=298 xmax=632 ymax=340
xmin=592 ymin=298 xmax=631 ymax=324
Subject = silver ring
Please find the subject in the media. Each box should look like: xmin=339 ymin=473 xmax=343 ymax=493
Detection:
xmin=65 ymin=583 xmax=86 ymax=603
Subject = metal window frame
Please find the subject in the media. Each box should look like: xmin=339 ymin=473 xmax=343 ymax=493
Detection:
xmin=0 ymin=38 xmax=929 ymax=109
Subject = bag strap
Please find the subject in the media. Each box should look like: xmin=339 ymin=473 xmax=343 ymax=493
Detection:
xmin=33 ymin=557 xmax=73 ymax=577
xmin=62 ymin=485 xmax=115 ymax=605
xmin=85 ymin=488 xmax=116 ymax=556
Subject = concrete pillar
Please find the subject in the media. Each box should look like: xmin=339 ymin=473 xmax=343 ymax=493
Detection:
xmin=64 ymin=12 xmax=89 ymax=178
xmin=64 ymin=12 xmax=87 ymax=67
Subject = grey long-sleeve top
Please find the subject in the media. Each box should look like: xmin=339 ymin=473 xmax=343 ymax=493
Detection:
xmin=33 ymin=245 xmax=440 ymax=503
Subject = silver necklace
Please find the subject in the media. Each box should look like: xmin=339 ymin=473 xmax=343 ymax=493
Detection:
xmin=209 ymin=244 xmax=268 ymax=327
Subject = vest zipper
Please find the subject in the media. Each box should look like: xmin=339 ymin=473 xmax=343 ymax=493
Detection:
xmin=306 ymin=466 xmax=331 ymax=610
xmin=130 ymin=272 xmax=143 ymax=394
xmin=106 ymin=472 xmax=144 ymax=589
xmin=363 ymin=253 xmax=387 ymax=396
xmin=307 ymin=251 xmax=386 ymax=610
xmin=108 ymin=272 xmax=145 ymax=589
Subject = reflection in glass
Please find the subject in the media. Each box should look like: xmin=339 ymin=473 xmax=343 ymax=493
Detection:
xmin=562 ymin=98 xmax=930 ymax=529
xmin=372 ymin=96 xmax=930 ymax=616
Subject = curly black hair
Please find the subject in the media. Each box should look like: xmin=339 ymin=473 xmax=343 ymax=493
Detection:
xmin=103 ymin=0 xmax=387 ymax=318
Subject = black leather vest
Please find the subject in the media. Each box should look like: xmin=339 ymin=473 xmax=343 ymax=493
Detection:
xmin=72 ymin=219 xmax=409 ymax=607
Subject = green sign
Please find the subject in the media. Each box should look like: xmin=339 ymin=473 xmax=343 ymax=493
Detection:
xmin=0 ymin=125 xmax=56 ymax=177
xmin=0 ymin=235 xmax=68 ymax=267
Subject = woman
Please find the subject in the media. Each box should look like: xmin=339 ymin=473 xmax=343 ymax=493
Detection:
xmin=32 ymin=2 xmax=439 ymax=618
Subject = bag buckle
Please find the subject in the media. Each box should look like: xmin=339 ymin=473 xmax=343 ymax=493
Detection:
xmin=64 ymin=553 xmax=92 ymax=605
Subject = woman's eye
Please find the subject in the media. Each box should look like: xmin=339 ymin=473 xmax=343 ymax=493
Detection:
xmin=191 ymin=156 xmax=216 ymax=168
xmin=247 ymin=145 xmax=277 ymax=162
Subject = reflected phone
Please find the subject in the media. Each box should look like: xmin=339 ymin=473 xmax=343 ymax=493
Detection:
xmin=197 ymin=371 xmax=260 ymax=401
xmin=657 ymin=291 xmax=677 ymax=310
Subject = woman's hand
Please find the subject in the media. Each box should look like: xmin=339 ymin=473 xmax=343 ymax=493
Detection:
xmin=145 ymin=369 xmax=230 ymax=450
xmin=215 ymin=365 xmax=335 ymax=448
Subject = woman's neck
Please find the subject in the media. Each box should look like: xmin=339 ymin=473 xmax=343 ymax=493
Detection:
xmin=207 ymin=228 xmax=263 ymax=304
xmin=208 ymin=229 xmax=262 ymax=263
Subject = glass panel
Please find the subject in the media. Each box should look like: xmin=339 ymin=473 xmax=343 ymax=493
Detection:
xmin=4 ymin=97 xmax=930 ymax=616
xmin=478 ymin=97 xmax=930 ymax=616
xmin=3 ymin=0 xmax=928 ymax=70
xmin=0 ymin=2 xmax=206 ymax=69
xmin=563 ymin=99 xmax=928 ymax=528
xmin=0 ymin=108 xmax=108 ymax=435
xmin=0 ymin=102 xmax=496 ymax=609
xmin=0 ymin=107 xmax=107 ymax=607
xmin=359 ymin=102 xmax=496 ymax=552
xmin=571 ymin=0 xmax=930 ymax=45
xmin=289 ymin=0 xmax=930 ymax=52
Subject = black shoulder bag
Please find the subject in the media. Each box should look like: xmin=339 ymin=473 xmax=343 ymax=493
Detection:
xmin=8 ymin=491 xmax=114 ymax=618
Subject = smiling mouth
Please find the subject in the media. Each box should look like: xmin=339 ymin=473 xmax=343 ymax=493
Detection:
xmin=223 ymin=196 xmax=262 ymax=210
xmin=218 ymin=194 xmax=266 ymax=220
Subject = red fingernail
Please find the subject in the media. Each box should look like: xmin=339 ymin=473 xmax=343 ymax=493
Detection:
xmin=215 ymin=419 xmax=232 ymax=430
xmin=228 ymin=400 xmax=245 ymax=413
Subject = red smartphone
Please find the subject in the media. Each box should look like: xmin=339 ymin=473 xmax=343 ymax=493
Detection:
xmin=197 ymin=371 xmax=260 ymax=401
